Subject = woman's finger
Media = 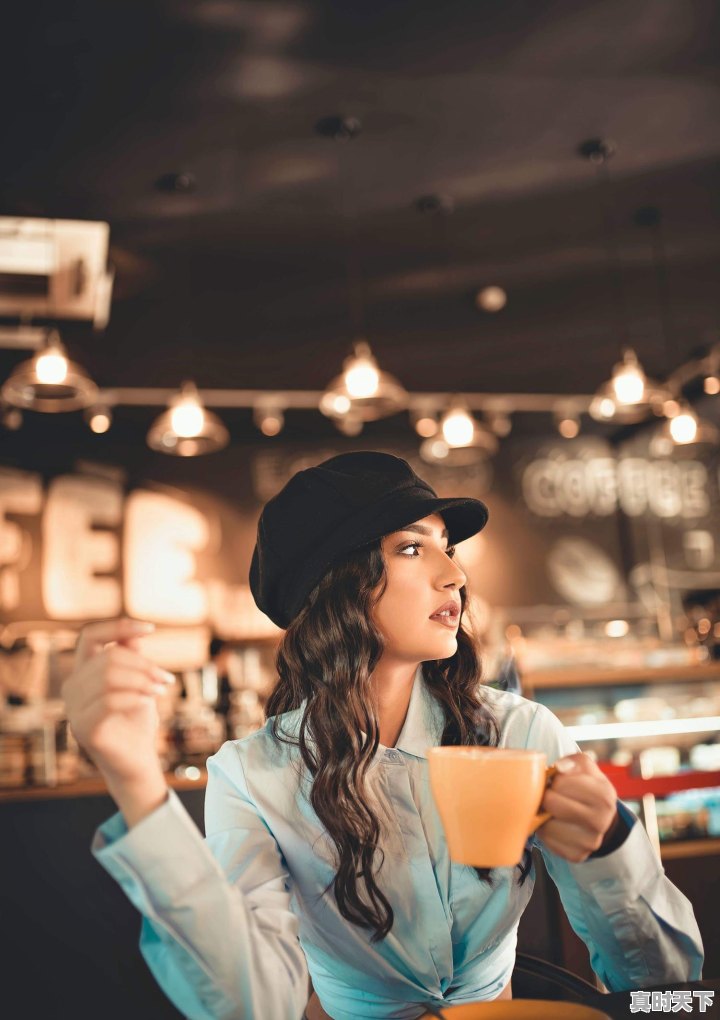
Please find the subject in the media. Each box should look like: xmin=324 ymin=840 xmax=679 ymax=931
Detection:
xmin=102 ymin=691 xmax=158 ymax=713
xmin=539 ymin=818 xmax=604 ymax=861
xmin=545 ymin=773 xmax=617 ymax=813
xmin=75 ymin=619 xmax=155 ymax=667
xmin=100 ymin=643 xmax=175 ymax=685
xmin=67 ymin=646 xmax=174 ymax=713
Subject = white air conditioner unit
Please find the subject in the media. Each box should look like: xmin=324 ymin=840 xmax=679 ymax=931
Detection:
xmin=0 ymin=217 xmax=114 ymax=328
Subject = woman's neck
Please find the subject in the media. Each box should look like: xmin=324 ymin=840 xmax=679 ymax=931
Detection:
xmin=371 ymin=659 xmax=419 ymax=748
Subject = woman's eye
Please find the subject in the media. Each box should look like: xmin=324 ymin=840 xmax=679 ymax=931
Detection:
xmin=398 ymin=541 xmax=457 ymax=558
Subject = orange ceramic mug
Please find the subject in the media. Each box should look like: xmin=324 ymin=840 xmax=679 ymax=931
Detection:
xmin=427 ymin=747 xmax=557 ymax=868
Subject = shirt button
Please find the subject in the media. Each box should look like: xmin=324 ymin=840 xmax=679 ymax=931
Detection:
xmin=385 ymin=750 xmax=401 ymax=762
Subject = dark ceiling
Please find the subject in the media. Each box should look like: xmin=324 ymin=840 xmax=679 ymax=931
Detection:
xmin=1 ymin=0 xmax=720 ymax=462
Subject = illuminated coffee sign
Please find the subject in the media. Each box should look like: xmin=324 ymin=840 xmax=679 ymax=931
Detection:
xmin=0 ymin=468 xmax=277 ymax=638
xmin=522 ymin=455 xmax=710 ymax=520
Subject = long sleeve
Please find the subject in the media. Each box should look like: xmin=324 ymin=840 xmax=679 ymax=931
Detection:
xmin=521 ymin=701 xmax=705 ymax=991
xmin=91 ymin=740 xmax=309 ymax=1020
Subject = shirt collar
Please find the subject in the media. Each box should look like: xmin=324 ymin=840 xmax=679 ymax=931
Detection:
xmin=391 ymin=664 xmax=445 ymax=759
xmin=273 ymin=663 xmax=445 ymax=759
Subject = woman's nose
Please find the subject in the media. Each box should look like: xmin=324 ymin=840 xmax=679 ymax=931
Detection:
xmin=439 ymin=556 xmax=466 ymax=590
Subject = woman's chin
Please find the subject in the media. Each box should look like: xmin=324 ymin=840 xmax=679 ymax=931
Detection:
xmin=422 ymin=636 xmax=459 ymax=661
xmin=383 ymin=631 xmax=459 ymax=663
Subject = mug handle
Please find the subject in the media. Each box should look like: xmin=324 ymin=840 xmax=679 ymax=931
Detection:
xmin=528 ymin=764 xmax=557 ymax=833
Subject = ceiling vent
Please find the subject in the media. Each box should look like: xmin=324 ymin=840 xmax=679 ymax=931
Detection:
xmin=0 ymin=217 xmax=114 ymax=328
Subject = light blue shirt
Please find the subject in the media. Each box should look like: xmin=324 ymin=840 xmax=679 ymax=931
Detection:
xmin=92 ymin=667 xmax=704 ymax=1020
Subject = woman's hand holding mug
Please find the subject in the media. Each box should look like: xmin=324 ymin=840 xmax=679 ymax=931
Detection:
xmin=535 ymin=752 xmax=620 ymax=863
xmin=61 ymin=618 xmax=175 ymax=825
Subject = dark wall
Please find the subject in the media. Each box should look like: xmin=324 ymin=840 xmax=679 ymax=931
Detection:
xmin=2 ymin=789 xmax=205 ymax=1020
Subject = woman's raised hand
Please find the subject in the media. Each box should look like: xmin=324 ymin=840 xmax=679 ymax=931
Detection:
xmin=61 ymin=618 xmax=175 ymax=786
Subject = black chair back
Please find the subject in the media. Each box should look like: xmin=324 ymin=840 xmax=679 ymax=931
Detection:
xmin=512 ymin=952 xmax=602 ymax=1003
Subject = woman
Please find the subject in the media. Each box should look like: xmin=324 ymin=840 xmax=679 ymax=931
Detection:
xmin=63 ymin=451 xmax=703 ymax=1020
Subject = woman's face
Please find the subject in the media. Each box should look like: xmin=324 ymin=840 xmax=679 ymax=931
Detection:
xmin=373 ymin=512 xmax=467 ymax=664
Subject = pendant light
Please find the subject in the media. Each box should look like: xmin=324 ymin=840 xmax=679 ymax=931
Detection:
xmin=317 ymin=116 xmax=407 ymax=427
xmin=1 ymin=328 xmax=98 ymax=412
xmin=633 ymin=205 xmax=719 ymax=453
xmin=579 ymin=140 xmax=670 ymax=425
xmin=701 ymin=342 xmax=720 ymax=395
xmin=649 ymin=401 xmax=719 ymax=457
xmin=320 ymin=340 xmax=407 ymax=424
xmin=84 ymin=403 xmax=113 ymax=434
xmin=589 ymin=347 xmax=669 ymax=424
xmin=419 ymin=401 xmax=498 ymax=466
xmin=147 ymin=381 xmax=229 ymax=456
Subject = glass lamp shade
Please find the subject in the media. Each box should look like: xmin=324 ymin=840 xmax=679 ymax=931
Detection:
xmin=649 ymin=409 xmax=719 ymax=457
xmin=589 ymin=349 xmax=671 ymax=425
xmin=2 ymin=344 xmax=98 ymax=413
xmin=320 ymin=341 xmax=408 ymax=423
xmin=147 ymin=385 xmax=229 ymax=456
xmin=589 ymin=378 xmax=671 ymax=425
xmin=419 ymin=420 xmax=498 ymax=466
xmin=147 ymin=407 xmax=229 ymax=456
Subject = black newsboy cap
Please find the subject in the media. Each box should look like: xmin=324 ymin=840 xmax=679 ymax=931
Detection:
xmin=249 ymin=451 xmax=489 ymax=629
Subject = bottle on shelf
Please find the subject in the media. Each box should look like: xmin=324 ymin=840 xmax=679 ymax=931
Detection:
xmin=170 ymin=670 xmax=225 ymax=769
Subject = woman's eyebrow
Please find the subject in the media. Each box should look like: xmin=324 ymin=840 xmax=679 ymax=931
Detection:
xmin=393 ymin=523 xmax=449 ymax=540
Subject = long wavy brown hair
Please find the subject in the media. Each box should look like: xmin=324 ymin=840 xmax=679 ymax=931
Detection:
xmin=265 ymin=537 xmax=533 ymax=942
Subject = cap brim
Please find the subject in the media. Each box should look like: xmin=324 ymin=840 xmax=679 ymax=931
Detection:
xmin=348 ymin=489 xmax=489 ymax=551
xmin=425 ymin=496 xmax=489 ymax=545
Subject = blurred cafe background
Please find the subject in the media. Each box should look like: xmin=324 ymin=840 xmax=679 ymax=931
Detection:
xmin=1 ymin=1 xmax=719 ymax=1015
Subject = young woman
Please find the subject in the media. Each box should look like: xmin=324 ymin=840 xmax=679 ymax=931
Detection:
xmin=63 ymin=452 xmax=703 ymax=1020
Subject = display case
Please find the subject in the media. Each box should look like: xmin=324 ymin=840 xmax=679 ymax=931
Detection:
xmin=516 ymin=661 xmax=720 ymax=982
xmin=522 ymin=662 xmax=720 ymax=859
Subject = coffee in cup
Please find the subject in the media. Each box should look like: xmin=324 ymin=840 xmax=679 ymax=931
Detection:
xmin=427 ymin=747 xmax=556 ymax=868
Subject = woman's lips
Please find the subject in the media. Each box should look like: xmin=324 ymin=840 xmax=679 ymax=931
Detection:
xmin=429 ymin=609 xmax=460 ymax=629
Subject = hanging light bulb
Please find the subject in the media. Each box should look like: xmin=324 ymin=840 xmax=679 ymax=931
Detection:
xmin=701 ymin=346 xmax=720 ymax=394
xmin=147 ymin=381 xmax=229 ymax=456
xmin=421 ymin=403 xmax=498 ymax=466
xmin=36 ymin=346 xmax=68 ymax=385
xmin=669 ymin=406 xmax=698 ymax=445
xmin=1 ymin=329 xmax=98 ymax=412
xmin=554 ymin=407 xmax=581 ymax=438
xmin=253 ymin=403 xmax=284 ymax=437
xmin=85 ymin=404 xmax=113 ymax=434
xmin=610 ymin=349 xmax=646 ymax=404
xmin=650 ymin=401 xmax=719 ymax=456
xmin=320 ymin=340 xmax=407 ymax=423
xmin=170 ymin=388 xmax=205 ymax=438
xmin=410 ymin=403 xmax=439 ymax=438
xmin=578 ymin=144 xmax=673 ymax=427
xmin=344 ymin=343 xmax=380 ymax=398
xmin=441 ymin=406 xmax=475 ymax=447
xmin=590 ymin=349 xmax=670 ymax=425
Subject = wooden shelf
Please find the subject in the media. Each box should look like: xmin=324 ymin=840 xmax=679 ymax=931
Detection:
xmin=522 ymin=661 xmax=720 ymax=691
xmin=660 ymin=837 xmax=720 ymax=860
xmin=0 ymin=768 xmax=208 ymax=804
